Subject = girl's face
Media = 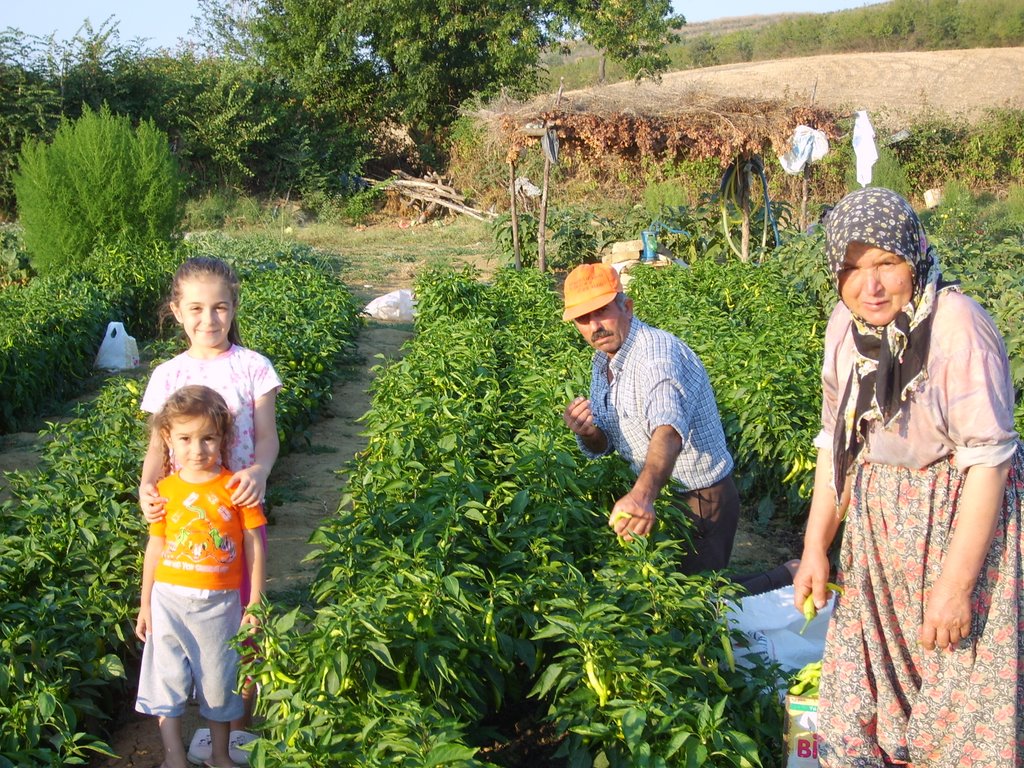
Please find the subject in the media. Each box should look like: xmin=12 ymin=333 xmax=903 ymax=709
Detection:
xmin=163 ymin=415 xmax=223 ymax=479
xmin=838 ymin=242 xmax=914 ymax=327
xmin=170 ymin=276 xmax=235 ymax=357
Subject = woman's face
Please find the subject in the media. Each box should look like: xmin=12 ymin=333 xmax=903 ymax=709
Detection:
xmin=838 ymin=242 xmax=914 ymax=326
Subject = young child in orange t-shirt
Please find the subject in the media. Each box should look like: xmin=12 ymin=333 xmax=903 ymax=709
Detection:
xmin=134 ymin=385 xmax=266 ymax=768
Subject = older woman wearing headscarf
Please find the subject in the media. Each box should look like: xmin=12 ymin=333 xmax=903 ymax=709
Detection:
xmin=792 ymin=187 xmax=1023 ymax=767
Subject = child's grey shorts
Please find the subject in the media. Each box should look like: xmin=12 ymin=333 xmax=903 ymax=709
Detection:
xmin=135 ymin=582 xmax=245 ymax=723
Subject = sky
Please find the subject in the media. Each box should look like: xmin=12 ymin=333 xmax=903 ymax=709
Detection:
xmin=3 ymin=1 xmax=204 ymax=50
xmin=4 ymin=1 xmax=890 ymax=51
xmin=675 ymin=0 xmax=889 ymax=24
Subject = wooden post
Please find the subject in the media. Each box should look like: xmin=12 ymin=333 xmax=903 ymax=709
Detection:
xmin=537 ymin=81 xmax=564 ymax=273
xmin=538 ymin=146 xmax=551 ymax=273
xmin=509 ymin=160 xmax=521 ymax=270
xmin=800 ymin=79 xmax=819 ymax=234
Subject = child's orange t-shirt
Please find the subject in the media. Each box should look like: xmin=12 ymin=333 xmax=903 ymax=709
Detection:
xmin=150 ymin=469 xmax=267 ymax=591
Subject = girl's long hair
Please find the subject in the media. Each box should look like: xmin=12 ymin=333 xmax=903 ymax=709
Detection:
xmin=161 ymin=256 xmax=244 ymax=347
xmin=151 ymin=385 xmax=234 ymax=476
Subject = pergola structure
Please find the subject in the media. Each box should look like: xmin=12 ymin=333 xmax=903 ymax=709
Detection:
xmin=481 ymin=89 xmax=842 ymax=266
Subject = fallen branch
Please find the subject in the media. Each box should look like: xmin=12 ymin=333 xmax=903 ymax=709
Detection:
xmin=382 ymin=172 xmax=495 ymax=221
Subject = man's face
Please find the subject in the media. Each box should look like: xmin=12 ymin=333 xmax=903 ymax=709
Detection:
xmin=571 ymin=295 xmax=633 ymax=356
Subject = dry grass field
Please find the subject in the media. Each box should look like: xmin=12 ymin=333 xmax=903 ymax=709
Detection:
xmin=540 ymin=47 xmax=1024 ymax=126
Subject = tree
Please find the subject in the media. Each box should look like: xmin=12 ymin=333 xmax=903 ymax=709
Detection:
xmin=188 ymin=0 xmax=263 ymax=61
xmin=0 ymin=30 xmax=61 ymax=214
xmin=251 ymin=0 xmax=681 ymax=159
xmin=565 ymin=0 xmax=681 ymax=80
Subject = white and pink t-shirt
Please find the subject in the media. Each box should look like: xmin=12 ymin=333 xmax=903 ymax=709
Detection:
xmin=141 ymin=345 xmax=282 ymax=473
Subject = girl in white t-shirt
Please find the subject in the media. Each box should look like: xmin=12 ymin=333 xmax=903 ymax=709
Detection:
xmin=138 ymin=256 xmax=281 ymax=763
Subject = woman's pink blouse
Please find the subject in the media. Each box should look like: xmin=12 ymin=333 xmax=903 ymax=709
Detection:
xmin=813 ymin=291 xmax=1018 ymax=470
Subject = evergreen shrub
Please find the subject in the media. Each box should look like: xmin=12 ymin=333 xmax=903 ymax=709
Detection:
xmin=13 ymin=104 xmax=182 ymax=275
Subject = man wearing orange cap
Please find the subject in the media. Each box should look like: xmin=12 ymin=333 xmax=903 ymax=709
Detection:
xmin=562 ymin=262 xmax=740 ymax=573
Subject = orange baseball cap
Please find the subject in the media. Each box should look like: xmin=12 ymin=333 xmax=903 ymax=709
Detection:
xmin=562 ymin=263 xmax=622 ymax=321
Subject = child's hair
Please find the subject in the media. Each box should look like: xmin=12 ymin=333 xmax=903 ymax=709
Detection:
xmin=151 ymin=385 xmax=234 ymax=476
xmin=162 ymin=256 xmax=243 ymax=346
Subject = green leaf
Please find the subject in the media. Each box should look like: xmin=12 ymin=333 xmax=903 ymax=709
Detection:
xmin=511 ymin=488 xmax=530 ymax=517
xmin=98 ymin=654 xmax=126 ymax=679
xmin=424 ymin=744 xmax=478 ymax=766
xmin=37 ymin=691 xmax=56 ymax=720
xmin=621 ymin=706 xmax=647 ymax=751
xmin=529 ymin=662 xmax=564 ymax=698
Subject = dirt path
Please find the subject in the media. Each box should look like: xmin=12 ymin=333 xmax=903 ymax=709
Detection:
xmin=83 ymin=322 xmax=414 ymax=766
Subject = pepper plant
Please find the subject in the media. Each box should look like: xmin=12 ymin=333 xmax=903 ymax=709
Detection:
xmin=244 ymin=265 xmax=783 ymax=767
xmin=0 ymin=235 xmax=361 ymax=767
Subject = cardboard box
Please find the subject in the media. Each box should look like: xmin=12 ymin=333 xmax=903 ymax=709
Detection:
xmin=784 ymin=694 xmax=820 ymax=767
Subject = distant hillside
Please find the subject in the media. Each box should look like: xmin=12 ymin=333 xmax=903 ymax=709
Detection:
xmin=541 ymin=13 xmax=801 ymax=75
xmin=543 ymin=0 xmax=1024 ymax=90
xmin=534 ymin=48 xmax=1024 ymax=126
xmin=672 ymin=13 xmax=808 ymax=40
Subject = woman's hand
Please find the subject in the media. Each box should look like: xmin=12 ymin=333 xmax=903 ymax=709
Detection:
xmin=920 ymin=579 xmax=973 ymax=652
xmin=138 ymin=483 xmax=167 ymax=523
xmin=793 ymin=547 xmax=832 ymax=614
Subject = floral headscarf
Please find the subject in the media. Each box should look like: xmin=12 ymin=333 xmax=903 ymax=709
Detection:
xmin=824 ymin=187 xmax=958 ymax=499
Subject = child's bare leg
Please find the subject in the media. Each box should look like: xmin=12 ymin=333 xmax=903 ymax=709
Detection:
xmin=157 ymin=715 xmax=188 ymax=768
xmin=208 ymin=720 xmax=235 ymax=767
xmin=232 ymin=677 xmax=256 ymax=731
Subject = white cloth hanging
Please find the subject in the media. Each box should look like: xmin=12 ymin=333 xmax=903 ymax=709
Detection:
xmin=852 ymin=110 xmax=878 ymax=187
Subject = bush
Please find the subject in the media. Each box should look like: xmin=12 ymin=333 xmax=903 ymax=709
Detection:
xmin=923 ymin=179 xmax=979 ymax=245
xmin=13 ymin=104 xmax=182 ymax=275
xmin=986 ymin=184 xmax=1024 ymax=236
xmin=491 ymin=211 xmax=540 ymax=267
xmin=300 ymin=185 xmax=383 ymax=226
xmin=182 ymin=188 xmax=244 ymax=230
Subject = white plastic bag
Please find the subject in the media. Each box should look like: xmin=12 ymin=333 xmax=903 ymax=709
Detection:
xmin=363 ymin=289 xmax=416 ymax=322
xmin=94 ymin=321 xmax=140 ymax=371
xmin=778 ymin=125 xmax=829 ymax=175
xmin=727 ymin=584 xmax=833 ymax=673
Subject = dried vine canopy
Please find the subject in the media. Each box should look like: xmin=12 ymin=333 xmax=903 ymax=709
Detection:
xmin=486 ymin=91 xmax=841 ymax=165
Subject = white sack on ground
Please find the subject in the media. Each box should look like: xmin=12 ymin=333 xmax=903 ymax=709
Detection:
xmin=363 ymin=289 xmax=416 ymax=321
xmin=727 ymin=584 xmax=832 ymax=672
xmin=95 ymin=321 xmax=140 ymax=371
